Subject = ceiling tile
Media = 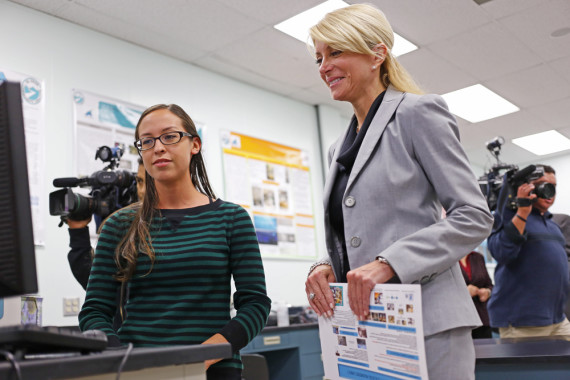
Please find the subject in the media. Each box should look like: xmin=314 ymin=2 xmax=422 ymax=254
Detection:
xmin=485 ymin=63 xmax=570 ymax=108
xmin=548 ymin=55 xmax=570 ymax=83
xmin=216 ymin=0 xmax=325 ymax=25
xmin=368 ymin=0 xmax=489 ymax=46
xmin=498 ymin=0 xmax=570 ymax=62
xmin=428 ymin=22 xmax=542 ymax=82
xmin=479 ymin=0 xmax=546 ymax=18
xmin=398 ymin=48 xmax=476 ymax=94
xmin=529 ymin=97 xmax=570 ymax=129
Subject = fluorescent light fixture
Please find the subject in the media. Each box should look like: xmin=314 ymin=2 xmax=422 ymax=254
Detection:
xmin=392 ymin=33 xmax=418 ymax=57
xmin=441 ymin=84 xmax=519 ymax=123
xmin=512 ymin=130 xmax=570 ymax=156
xmin=274 ymin=0 xmax=349 ymax=44
xmin=274 ymin=0 xmax=418 ymax=56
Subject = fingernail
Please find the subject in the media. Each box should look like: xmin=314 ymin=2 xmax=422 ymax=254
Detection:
xmin=327 ymin=310 xmax=333 ymax=317
xmin=330 ymin=303 xmax=334 ymax=309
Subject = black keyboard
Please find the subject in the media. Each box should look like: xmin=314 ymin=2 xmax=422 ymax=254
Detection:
xmin=0 ymin=325 xmax=107 ymax=356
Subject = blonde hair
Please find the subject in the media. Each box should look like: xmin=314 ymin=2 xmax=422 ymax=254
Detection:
xmin=309 ymin=3 xmax=423 ymax=95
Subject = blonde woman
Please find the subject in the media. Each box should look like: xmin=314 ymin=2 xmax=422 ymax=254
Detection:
xmin=304 ymin=4 xmax=492 ymax=379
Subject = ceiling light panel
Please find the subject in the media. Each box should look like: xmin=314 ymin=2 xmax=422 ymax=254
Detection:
xmin=512 ymin=130 xmax=570 ymax=156
xmin=442 ymin=84 xmax=519 ymax=123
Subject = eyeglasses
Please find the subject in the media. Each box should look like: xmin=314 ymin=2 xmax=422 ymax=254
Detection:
xmin=135 ymin=131 xmax=194 ymax=151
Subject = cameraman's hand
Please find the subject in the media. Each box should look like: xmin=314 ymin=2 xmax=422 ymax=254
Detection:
xmin=516 ymin=182 xmax=535 ymax=214
xmin=67 ymin=217 xmax=92 ymax=229
xmin=512 ymin=183 xmax=535 ymax=234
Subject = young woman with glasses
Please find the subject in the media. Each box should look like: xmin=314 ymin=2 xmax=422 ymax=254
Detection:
xmin=79 ymin=104 xmax=271 ymax=380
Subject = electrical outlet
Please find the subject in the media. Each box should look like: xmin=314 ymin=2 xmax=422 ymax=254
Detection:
xmin=63 ymin=297 xmax=80 ymax=317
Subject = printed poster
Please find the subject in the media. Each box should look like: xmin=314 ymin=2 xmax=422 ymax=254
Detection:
xmin=319 ymin=283 xmax=428 ymax=380
xmin=220 ymin=130 xmax=317 ymax=259
xmin=72 ymin=89 xmax=146 ymax=177
xmin=0 ymin=69 xmax=47 ymax=245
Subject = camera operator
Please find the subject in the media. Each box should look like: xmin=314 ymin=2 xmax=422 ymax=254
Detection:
xmin=487 ymin=165 xmax=570 ymax=338
xmin=67 ymin=158 xmax=146 ymax=290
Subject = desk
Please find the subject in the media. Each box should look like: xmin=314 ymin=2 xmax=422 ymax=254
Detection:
xmin=475 ymin=336 xmax=570 ymax=380
xmin=0 ymin=343 xmax=232 ymax=380
xmin=241 ymin=323 xmax=324 ymax=380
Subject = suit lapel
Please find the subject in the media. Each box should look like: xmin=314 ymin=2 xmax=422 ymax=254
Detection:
xmin=345 ymin=86 xmax=405 ymax=193
xmin=323 ymin=125 xmax=351 ymax=211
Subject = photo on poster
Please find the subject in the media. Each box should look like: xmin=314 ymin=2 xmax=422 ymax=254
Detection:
xmin=253 ymin=214 xmax=278 ymax=246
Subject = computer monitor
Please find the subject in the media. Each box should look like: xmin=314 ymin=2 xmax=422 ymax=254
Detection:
xmin=0 ymin=80 xmax=38 ymax=297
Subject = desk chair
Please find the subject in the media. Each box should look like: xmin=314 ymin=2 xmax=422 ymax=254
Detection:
xmin=241 ymin=353 xmax=269 ymax=380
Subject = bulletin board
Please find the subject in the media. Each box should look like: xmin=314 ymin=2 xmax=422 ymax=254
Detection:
xmin=220 ymin=130 xmax=317 ymax=260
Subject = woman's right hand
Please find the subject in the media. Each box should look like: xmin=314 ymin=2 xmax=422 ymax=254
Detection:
xmin=467 ymin=284 xmax=479 ymax=298
xmin=305 ymin=265 xmax=336 ymax=317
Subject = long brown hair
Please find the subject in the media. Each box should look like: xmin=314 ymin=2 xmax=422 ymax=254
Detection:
xmin=114 ymin=104 xmax=215 ymax=282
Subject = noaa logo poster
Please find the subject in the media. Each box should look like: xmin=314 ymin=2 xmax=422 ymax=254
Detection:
xmin=0 ymin=68 xmax=46 ymax=246
xmin=72 ymin=89 xmax=146 ymax=179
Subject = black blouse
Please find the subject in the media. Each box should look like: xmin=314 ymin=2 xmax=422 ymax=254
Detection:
xmin=329 ymin=91 xmax=385 ymax=280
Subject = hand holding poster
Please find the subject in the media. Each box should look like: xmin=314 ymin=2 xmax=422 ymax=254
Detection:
xmin=319 ymin=283 xmax=428 ymax=380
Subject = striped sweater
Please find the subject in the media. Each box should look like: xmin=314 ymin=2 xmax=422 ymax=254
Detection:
xmin=79 ymin=199 xmax=271 ymax=370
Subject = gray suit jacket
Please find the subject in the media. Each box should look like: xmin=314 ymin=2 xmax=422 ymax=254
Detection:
xmin=322 ymin=86 xmax=493 ymax=336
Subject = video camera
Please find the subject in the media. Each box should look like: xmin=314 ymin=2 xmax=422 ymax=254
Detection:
xmin=49 ymin=145 xmax=138 ymax=226
xmin=478 ymin=137 xmax=555 ymax=211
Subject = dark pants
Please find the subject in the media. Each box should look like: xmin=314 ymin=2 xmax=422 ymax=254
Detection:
xmin=472 ymin=325 xmax=493 ymax=339
xmin=207 ymin=367 xmax=241 ymax=380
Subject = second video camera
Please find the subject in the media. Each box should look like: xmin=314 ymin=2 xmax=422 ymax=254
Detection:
xmin=49 ymin=146 xmax=138 ymax=224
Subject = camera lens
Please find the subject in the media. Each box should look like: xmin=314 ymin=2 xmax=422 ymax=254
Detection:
xmin=533 ymin=183 xmax=556 ymax=199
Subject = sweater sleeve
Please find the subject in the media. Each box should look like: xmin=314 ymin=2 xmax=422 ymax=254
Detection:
xmin=487 ymin=208 xmax=527 ymax=264
xmin=67 ymin=227 xmax=93 ymax=290
xmin=78 ymin=212 xmax=125 ymax=346
xmin=219 ymin=205 xmax=271 ymax=353
xmin=379 ymin=94 xmax=493 ymax=283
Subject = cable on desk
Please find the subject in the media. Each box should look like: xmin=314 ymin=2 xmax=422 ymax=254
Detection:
xmin=0 ymin=350 xmax=22 ymax=380
xmin=115 ymin=342 xmax=133 ymax=380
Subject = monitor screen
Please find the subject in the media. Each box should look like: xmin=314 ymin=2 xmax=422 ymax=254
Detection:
xmin=0 ymin=80 xmax=38 ymax=297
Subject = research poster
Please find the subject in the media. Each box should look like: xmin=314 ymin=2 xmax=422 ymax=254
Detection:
xmin=220 ymin=131 xmax=317 ymax=259
xmin=72 ymin=90 xmax=146 ymax=177
xmin=0 ymin=68 xmax=46 ymax=246
xmin=319 ymin=283 xmax=428 ymax=380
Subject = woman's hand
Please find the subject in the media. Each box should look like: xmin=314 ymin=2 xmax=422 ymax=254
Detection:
xmin=477 ymin=288 xmax=491 ymax=302
xmin=467 ymin=284 xmax=479 ymax=298
xmin=346 ymin=261 xmax=395 ymax=320
xmin=201 ymin=333 xmax=229 ymax=370
xmin=305 ymin=265 xmax=336 ymax=317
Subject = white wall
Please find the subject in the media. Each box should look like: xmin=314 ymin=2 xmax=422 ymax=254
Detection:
xmin=0 ymin=1 xmax=325 ymax=325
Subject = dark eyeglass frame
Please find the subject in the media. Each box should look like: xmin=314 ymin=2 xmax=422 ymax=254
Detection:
xmin=135 ymin=131 xmax=194 ymax=151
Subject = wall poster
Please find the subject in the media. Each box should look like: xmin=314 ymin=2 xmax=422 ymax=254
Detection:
xmin=220 ymin=130 xmax=317 ymax=260
xmin=0 ymin=68 xmax=46 ymax=246
xmin=72 ymin=89 xmax=145 ymax=177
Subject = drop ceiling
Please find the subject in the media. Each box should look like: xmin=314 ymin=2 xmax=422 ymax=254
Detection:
xmin=8 ymin=0 xmax=570 ymax=169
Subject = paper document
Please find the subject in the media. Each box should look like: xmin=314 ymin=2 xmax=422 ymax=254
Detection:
xmin=318 ymin=283 xmax=428 ymax=380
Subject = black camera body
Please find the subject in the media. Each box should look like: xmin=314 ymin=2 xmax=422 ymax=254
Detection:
xmin=49 ymin=146 xmax=138 ymax=225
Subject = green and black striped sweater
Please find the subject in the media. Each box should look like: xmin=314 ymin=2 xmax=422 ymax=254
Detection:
xmin=79 ymin=199 xmax=271 ymax=370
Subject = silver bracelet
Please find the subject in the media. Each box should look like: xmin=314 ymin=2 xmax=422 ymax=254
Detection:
xmin=307 ymin=260 xmax=332 ymax=278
